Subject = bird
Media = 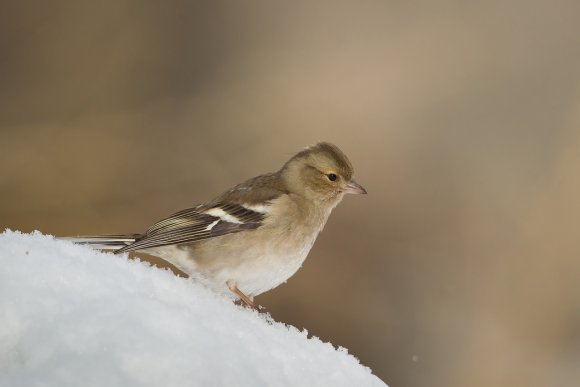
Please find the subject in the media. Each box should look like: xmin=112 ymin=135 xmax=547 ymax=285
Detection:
xmin=66 ymin=142 xmax=366 ymax=308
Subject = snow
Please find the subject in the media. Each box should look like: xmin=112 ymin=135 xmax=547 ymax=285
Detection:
xmin=0 ymin=230 xmax=386 ymax=387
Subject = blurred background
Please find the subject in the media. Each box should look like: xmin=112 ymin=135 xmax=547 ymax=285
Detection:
xmin=1 ymin=1 xmax=580 ymax=386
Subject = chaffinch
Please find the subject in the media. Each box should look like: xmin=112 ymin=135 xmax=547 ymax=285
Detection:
xmin=69 ymin=142 xmax=366 ymax=308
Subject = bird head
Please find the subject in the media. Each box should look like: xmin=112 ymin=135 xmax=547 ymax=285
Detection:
xmin=281 ymin=142 xmax=367 ymax=204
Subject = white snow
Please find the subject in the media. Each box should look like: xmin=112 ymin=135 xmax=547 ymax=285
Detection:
xmin=0 ymin=230 xmax=386 ymax=387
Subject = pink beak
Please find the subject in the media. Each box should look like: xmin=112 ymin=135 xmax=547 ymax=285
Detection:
xmin=343 ymin=179 xmax=367 ymax=194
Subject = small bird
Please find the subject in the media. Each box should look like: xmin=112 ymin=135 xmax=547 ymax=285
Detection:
xmin=67 ymin=142 xmax=366 ymax=308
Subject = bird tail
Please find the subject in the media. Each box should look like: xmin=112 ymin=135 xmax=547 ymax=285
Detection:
xmin=60 ymin=235 xmax=140 ymax=252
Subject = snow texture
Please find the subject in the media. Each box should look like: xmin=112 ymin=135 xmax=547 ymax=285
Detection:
xmin=0 ymin=230 xmax=386 ymax=387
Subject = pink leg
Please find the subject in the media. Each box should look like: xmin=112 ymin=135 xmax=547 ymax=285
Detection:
xmin=227 ymin=280 xmax=257 ymax=309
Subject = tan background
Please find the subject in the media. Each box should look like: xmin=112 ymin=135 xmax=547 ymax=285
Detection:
xmin=2 ymin=1 xmax=580 ymax=386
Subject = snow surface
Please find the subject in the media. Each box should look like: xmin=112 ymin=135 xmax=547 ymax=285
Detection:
xmin=0 ymin=230 xmax=386 ymax=387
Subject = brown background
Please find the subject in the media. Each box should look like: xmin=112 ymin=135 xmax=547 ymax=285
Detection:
xmin=2 ymin=1 xmax=580 ymax=386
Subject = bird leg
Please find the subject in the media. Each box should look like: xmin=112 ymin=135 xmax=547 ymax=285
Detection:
xmin=227 ymin=280 xmax=257 ymax=309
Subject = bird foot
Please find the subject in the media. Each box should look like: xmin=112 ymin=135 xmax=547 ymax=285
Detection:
xmin=227 ymin=280 xmax=261 ymax=310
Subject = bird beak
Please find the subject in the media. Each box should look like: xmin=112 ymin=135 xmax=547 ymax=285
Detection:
xmin=343 ymin=179 xmax=367 ymax=194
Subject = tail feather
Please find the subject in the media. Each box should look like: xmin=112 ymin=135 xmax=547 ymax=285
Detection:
xmin=60 ymin=235 xmax=140 ymax=252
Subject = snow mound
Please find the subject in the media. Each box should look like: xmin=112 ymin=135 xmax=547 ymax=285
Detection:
xmin=0 ymin=230 xmax=386 ymax=387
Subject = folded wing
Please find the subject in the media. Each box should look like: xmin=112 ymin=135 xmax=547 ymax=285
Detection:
xmin=115 ymin=203 xmax=266 ymax=254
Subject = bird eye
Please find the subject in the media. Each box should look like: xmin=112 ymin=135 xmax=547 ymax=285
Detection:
xmin=327 ymin=173 xmax=337 ymax=181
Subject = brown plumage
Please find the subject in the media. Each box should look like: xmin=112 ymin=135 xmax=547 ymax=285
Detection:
xmin=64 ymin=142 xmax=366 ymax=308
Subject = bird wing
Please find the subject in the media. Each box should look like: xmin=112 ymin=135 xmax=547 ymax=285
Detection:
xmin=114 ymin=202 xmax=267 ymax=254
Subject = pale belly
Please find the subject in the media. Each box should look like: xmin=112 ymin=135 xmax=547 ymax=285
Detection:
xmin=145 ymin=228 xmax=318 ymax=298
